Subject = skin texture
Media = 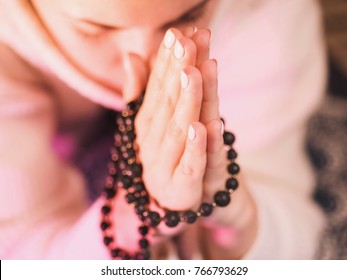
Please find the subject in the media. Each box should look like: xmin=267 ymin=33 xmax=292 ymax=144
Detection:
xmin=30 ymin=0 xmax=258 ymax=259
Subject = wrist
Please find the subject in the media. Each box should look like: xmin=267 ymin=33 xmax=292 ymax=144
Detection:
xmin=199 ymin=174 xmax=259 ymax=259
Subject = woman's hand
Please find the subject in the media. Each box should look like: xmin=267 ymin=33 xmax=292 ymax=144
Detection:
xmin=129 ymin=28 xmax=206 ymax=211
xmin=121 ymin=27 xmax=257 ymax=257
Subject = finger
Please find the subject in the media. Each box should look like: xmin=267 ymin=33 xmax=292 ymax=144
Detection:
xmin=142 ymin=122 xmax=206 ymax=211
xmin=161 ymin=35 xmax=197 ymax=107
xmin=137 ymin=28 xmax=182 ymax=127
xmin=203 ymin=119 xmax=227 ymax=198
xmin=192 ymin=29 xmax=211 ymax=67
xmin=158 ymin=66 xmax=203 ymax=172
xmin=122 ymin=53 xmax=149 ymax=103
xmin=142 ymin=37 xmax=198 ymax=149
xmin=165 ymin=122 xmax=207 ymax=210
xmin=199 ymin=59 xmax=220 ymax=124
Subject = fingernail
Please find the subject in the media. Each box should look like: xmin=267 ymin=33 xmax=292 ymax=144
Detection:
xmin=164 ymin=30 xmax=175 ymax=49
xmin=181 ymin=71 xmax=189 ymax=89
xmin=220 ymin=120 xmax=224 ymax=136
xmin=193 ymin=26 xmax=198 ymax=34
xmin=209 ymin=33 xmax=213 ymax=48
xmin=174 ymin=40 xmax=185 ymax=59
xmin=188 ymin=125 xmax=196 ymax=140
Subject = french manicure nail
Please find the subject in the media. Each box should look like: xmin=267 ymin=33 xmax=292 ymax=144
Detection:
xmin=164 ymin=30 xmax=175 ymax=49
xmin=174 ymin=41 xmax=185 ymax=59
xmin=181 ymin=71 xmax=189 ymax=89
xmin=188 ymin=125 xmax=196 ymax=140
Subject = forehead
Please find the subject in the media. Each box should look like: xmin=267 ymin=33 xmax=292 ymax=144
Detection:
xmin=64 ymin=0 xmax=202 ymax=27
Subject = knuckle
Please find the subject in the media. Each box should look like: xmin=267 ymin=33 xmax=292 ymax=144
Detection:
xmin=168 ymin=121 xmax=184 ymax=139
xmin=156 ymin=93 xmax=172 ymax=107
xmin=180 ymin=161 xmax=194 ymax=176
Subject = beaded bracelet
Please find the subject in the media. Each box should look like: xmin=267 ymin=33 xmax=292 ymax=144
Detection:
xmin=100 ymin=96 xmax=240 ymax=260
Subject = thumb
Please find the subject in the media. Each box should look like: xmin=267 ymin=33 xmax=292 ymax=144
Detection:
xmin=122 ymin=53 xmax=149 ymax=103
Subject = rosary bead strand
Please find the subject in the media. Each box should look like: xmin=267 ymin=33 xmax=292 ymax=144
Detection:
xmin=101 ymin=96 xmax=240 ymax=259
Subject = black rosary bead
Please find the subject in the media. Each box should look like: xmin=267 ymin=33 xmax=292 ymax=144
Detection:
xmin=101 ymin=205 xmax=111 ymax=215
xmin=136 ymin=196 xmax=150 ymax=205
xmin=227 ymin=162 xmax=240 ymax=175
xmin=164 ymin=211 xmax=180 ymax=227
xmin=227 ymin=148 xmax=237 ymax=160
xmin=199 ymin=203 xmax=213 ymax=217
xmin=121 ymin=135 xmax=131 ymax=144
xmin=223 ymin=131 xmax=235 ymax=145
xmin=134 ymin=253 xmax=144 ymax=260
xmin=122 ymin=254 xmax=131 ymax=260
xmin=126 ymin=148 xmax=136 ymax=159
xmin=121 ymin=175 xmax=133 ymax=189
xmin=111 ymin=248 xmax=122 ymax=258
xmin=125 ymin=193 xmax=137 ymax=204
xmin=127 ymin=101 xmax=137 ymax=111
xmin=139 ymin=225 xmax=149 ymax=236
xmin=121 ymin=150 xmax=132 ymax=160
xmin=105 ymin=188 xmax=116 ymax=199
xmin=214 ymin=191 xmax=231 ymax=207
xmin=147 ymin=211 xmax=161 ymax=227
xmin=100 ymin=221 xmax=111 ymax=231
xmin=226 ymin=177 xmax=239 ymax=190
xmin=183 ymin=210 xmax=197 ymax=224
xmin=103 ymin=236 xmax=113 ymax=246
xmin=135 ymin=204 xmax=146 ymax=215
xmin=135 ymin=251 xmax=150 ymax=260
xmin=126 ymin=131 xmax=136 ymax=142
xmin=130 ymin=164 xmax=143 ymax=177
xmin=139 ymin=238 xmax=149 ymax=249
xmin=133 ymin=182 xmax=145 ymax=192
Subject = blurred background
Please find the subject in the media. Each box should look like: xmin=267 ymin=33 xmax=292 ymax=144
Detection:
xmin=307 ymin=0 xmax=347 ymax=259
xmin=321 ymin=0 xmax=347 ymax=98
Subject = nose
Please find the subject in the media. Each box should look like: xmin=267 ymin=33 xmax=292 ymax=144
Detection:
xmin=116 ymin=28 xmax=162 ymax=66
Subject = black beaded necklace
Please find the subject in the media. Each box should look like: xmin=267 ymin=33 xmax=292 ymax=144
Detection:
xmin=100 ymin=96 xmax=240 ymax=260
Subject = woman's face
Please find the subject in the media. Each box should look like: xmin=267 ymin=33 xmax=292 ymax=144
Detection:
xmin=31 ymin=0 xmax=216 ymax=94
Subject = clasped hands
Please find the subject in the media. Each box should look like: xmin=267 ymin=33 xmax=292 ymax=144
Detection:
xmin=119 ymin=27 xmax=253 ymax=245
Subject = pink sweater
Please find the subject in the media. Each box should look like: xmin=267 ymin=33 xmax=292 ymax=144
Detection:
xmin=0 ymin=0 xmax=327 ymax=259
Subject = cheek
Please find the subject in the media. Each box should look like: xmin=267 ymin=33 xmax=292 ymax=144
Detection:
xmin=33 ymin=1 xmax=125 ymax=90
xmin=56 ymin=31 xmax=127 ymax=89
xmin=62 ymin=31 xmax=123 ymax=77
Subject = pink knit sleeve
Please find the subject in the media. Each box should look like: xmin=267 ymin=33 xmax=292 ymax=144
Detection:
xmin=0 ymin=43 xmax=110 ymax=259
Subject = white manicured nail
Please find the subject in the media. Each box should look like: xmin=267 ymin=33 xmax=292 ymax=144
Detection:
xmin=174 ymin=41 xmax=185 ymax=59
xmin=181 ymin=71 xmax=189 ymax=89
xmin=193 ymin=26 xmax=198 ymax=33
xmin=220 ymin=120 xmax=224 ymax=136
xmin=164 ymin=30 xmax=175 ymax=49
xmin=188 ymin=125 xmax=196 ymax=140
